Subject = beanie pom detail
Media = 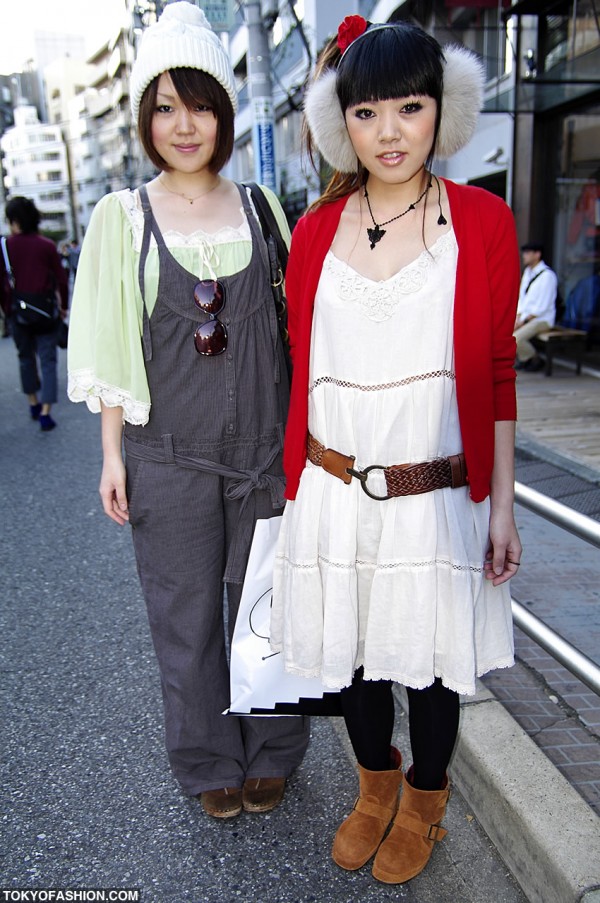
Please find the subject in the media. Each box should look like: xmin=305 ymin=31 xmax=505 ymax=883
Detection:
xmin=129 ymin=1 xmax=237 ymax=122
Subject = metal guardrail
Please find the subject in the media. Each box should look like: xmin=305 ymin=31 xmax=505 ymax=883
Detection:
xmin=513 ymin=482 xmax=600 ymax=696
xmin=515 ymin=483 xmax=600 ymax=549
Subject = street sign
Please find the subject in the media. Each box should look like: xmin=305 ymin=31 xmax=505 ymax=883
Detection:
xmin=202 ymin=0 xmax=235 ymax=31
xmin=252 ymin=98 xmax=276 ymax=191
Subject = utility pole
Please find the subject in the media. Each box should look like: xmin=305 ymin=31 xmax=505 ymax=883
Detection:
xmin=244 ymin=0 xmax=276 ymax=190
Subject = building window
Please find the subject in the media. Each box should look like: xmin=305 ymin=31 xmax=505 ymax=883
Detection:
xmin=448 ymin=7 xmax=508 ymax=82
xmin=553 ymin=104 xmax=600 ymax=310
xmin=542 ymin=0 xmax=600 ymax=71
xmin=235 ymin=138 xmax=254 ymax=182
xmin=38 ymin=171 xmax=63 ymax=182
xmin=277 ymin=113 xmax=302 ymax=161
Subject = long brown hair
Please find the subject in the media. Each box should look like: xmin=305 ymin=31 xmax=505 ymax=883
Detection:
xmin=304 ymin=36 xmax=360 ymax=212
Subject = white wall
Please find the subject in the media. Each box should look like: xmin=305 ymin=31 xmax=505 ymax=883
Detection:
xmin=442 ymin=112 xmax=513 ymax=201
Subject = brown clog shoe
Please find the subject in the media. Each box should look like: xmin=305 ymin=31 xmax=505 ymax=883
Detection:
xmin=199 ymin=787 xmax=243 ymax=819
xmin=242 ymin=777 xmax=286 ymax=813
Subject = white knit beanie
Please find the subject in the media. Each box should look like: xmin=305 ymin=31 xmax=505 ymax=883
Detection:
xmin=129 ymin=2 xmax=238 ymax=122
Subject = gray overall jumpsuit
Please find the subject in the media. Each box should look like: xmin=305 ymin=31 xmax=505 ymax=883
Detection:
xmin=123 ymin=184 xmax=309 ymax=795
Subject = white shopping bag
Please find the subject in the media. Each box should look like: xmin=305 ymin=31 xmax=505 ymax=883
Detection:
xmin=226 ymin=516 xmax=338 ymax=715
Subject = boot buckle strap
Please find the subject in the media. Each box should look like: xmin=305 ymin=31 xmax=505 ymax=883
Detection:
xmin=394 ymin=812 xmax=447 ymax=842
xmin=354 ymin=797 xmax=397 ymax=821
xmin=427 ymin=823 xmax=447 ymax=842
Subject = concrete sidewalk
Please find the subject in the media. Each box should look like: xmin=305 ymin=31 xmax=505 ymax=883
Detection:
xmin=0 ymin=339 xmax=599 ymax=902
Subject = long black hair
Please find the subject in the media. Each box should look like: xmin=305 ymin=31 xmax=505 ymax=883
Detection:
xmin=336 ymin=23 xmax=444 ymax=171
xmin=307 ymin=22 xmax=445 ymax=209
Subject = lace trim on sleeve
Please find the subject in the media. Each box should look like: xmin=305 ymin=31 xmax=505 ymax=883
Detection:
xmin=67 ymin=369 xmax=150 ymax=425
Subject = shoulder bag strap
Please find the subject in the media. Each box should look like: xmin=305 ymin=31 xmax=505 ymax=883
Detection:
xmin=242 ymin=182 xmax=292 ymax=381
xmin=243 ymin=182 xmax=289 ymax=275
xmin=524 ymin=268 xmax=548 ymax=293
xmin=1 ymin=237 xmax=15 ymax=290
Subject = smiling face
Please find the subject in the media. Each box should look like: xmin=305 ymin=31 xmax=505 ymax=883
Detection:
xmin=344 ymin=96 xmax=438 ymax=186
xmin=149 ymin=72 xmax=219 ymax=175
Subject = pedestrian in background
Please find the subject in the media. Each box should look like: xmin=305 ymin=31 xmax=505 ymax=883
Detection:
xmin=67 ymin=239 xmax=80 ymax=282
xmin=0 ymin=196 xmax=68 ymax=430
xmin=67 ymin=2 xmax=309 ymax=819
xmin=270 ymin=16 xmax=522 ymax=885
xmin=514 ymin=242 xmax=558 ymax=371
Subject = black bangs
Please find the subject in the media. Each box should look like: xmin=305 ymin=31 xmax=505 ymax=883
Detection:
xmin=168 ymin=67 xmax=230 ymax=114
xmin=336 ymin=24 xmax=444 ymax=112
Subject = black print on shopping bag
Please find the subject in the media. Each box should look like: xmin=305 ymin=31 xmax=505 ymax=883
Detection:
xmin=249 ymin=588 xmax=279 ymax=661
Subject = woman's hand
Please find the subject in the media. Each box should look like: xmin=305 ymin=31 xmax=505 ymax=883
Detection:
xmin=99 ymin=402 xmax=128 ymax=524
xmin=99 ymin=453 xmax=129 ymax=525
xmin=484 ymin=507 xmax=522 ymax=586
xmin=485 ymin=420 xmax=522 ymax=586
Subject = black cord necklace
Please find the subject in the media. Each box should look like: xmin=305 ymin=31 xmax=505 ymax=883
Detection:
xmin=364 ymin=178 xmax=432 ymax=250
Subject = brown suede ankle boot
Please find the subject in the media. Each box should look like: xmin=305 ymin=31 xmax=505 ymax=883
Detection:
xmin=372 ymin=769 xmax=450 ymax=884
xmin=332 ymin=747 xmax=402 ymax=871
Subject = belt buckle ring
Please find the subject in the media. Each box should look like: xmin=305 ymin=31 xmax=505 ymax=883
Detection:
xmin=346 ymin=464 xmax=390 ymax=501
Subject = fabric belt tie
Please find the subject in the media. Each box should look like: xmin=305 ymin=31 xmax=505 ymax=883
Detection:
xmin=306 ymin=433 xmax=467 ymax=501
xmin=124 ymin=434 xmax=285 ymax=582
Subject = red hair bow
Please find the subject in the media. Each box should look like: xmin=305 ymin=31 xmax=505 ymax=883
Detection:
xmin=337 ymin=15 xmax=368 ymax=54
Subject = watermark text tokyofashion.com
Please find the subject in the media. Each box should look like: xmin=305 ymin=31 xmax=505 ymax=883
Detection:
xmin=0 ymin=891 xmax=141 ymax=902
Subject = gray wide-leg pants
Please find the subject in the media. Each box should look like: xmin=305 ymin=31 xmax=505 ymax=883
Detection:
xmin=127 ymin=450 xmax=310 ymax=796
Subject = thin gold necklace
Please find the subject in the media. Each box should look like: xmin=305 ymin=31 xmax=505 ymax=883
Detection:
xmin=158 ymin=174 xmax=220 ymax=205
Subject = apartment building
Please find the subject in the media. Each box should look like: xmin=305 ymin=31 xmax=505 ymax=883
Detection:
xmin=1 ymin=104 xmax=72 ymax=240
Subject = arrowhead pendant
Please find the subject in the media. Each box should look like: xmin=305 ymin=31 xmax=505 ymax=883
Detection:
xmin=367 ymin=225 xmax=386 ymax=249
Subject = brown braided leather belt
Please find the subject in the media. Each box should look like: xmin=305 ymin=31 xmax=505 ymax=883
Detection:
xmin=307 ymin=433 xmax=468 ymax=501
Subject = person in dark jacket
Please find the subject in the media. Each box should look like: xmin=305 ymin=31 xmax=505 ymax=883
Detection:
xmin=0 ymin=197 xmax=68 ymax=430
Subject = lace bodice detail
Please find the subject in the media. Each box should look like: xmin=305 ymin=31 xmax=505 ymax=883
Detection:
xmin=323 ymin=230 xmax=456 ymax=323
xmin=115 ymin=188 xmax=251 ymax=251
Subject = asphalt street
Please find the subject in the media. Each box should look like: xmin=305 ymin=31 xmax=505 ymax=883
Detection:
xmin=0 ymin=340 xmax=531 ymax=902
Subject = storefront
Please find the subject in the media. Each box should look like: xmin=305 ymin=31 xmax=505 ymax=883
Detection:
xmin=505 ymin=0 xmax=600 ymax=334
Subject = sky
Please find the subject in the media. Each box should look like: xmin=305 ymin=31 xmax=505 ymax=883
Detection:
xmin=0 ymin=0 xmax=128 ymax=75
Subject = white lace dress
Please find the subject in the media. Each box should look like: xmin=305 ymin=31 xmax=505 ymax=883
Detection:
xmin=271 ymin=230 xmax=514 ymax=695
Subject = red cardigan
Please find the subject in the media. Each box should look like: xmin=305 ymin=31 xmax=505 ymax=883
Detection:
xmin=283 ymin=179 xmax=520 ymax=503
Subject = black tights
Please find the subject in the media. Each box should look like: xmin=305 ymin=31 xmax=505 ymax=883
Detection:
xmin=340 ymin=669 xmax=460 ymax=791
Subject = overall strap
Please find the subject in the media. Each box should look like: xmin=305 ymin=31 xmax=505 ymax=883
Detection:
xmin=137 ymin=185 xmax=154 ymax=361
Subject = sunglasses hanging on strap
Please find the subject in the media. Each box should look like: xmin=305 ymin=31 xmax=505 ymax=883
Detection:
xmin=243 ymin=182 xmax=292 ymax=381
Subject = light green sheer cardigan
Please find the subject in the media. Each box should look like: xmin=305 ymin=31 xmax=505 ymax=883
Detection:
xmin=67 ymin=184 xmax=290 ymax=425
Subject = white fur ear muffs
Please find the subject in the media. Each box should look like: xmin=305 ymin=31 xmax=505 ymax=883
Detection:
xmin=303 ymin=68 xmax=358 ymax=174
xmin=303 ymin=44 xmax=485 ymax=173
xmin=436 ymin=45 xmax=485 ymax=159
